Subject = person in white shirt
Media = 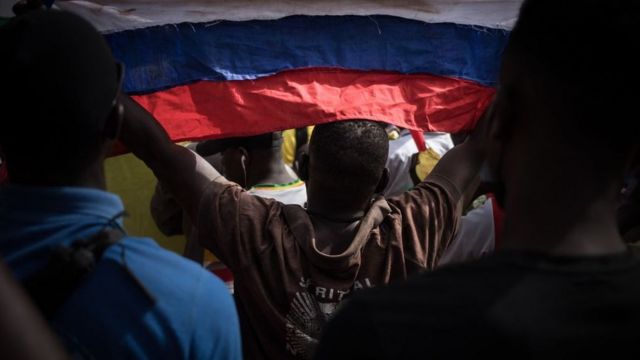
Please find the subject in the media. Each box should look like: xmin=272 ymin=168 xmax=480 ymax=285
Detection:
xmin=384 ymin=130 xmax=500 ymax=266
xmin=384 ymin=131 xmax=454 ymax=197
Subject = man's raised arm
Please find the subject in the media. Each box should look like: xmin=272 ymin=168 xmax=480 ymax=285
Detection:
xmin=118 ymin=95 xmax=222 ymax=222
xmin=422 ymin=105 xmax=491 ymax=203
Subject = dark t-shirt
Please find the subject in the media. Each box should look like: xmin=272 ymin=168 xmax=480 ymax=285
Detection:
xmin=315 ymin=251 xmax=640 ymax=359
xmin=0 ymin=162 xmax=8 ymax=185
xmin=197 ymin=175 xmax=461 ymax=360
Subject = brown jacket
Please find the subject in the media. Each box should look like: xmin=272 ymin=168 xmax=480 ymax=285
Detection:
xmin=197 ymin=175 xmax=461 ymax=359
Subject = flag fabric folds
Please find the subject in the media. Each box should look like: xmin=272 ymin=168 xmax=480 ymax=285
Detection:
xmin=57 ymin=0 xmax=518 ymax=141
xmin=132 ymin=68 xmax=494 ymax=142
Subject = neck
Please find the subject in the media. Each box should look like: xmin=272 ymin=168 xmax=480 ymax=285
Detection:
xmin=306 ymin=191 xmax=369 ymax=222
xmin=247 ymin=152 xmax=297 ymax=186
xmin=501 ymin=184 xmax=626 ymax=256
xmin=75 ymin=165 xmax=108 ymax=189
xmin=9 ymin=163 xmax=107 ymax=190
xmin=307 ymin=207 xmax=365 ymax=223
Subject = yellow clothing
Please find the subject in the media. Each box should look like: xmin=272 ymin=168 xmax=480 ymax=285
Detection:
xmin=105 ymin=153 xmax=185 ymax=254
xmin=282 ymin=126 xmax=314 ymax=166
xmin=414 ymin=147 xmax=442 ymax=181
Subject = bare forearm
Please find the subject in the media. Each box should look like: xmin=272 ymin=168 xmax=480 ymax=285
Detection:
xmin=427 ymin=104 xmax=490 ymax=201
xmin=118 ymin=95 xmax=174 ymax=164
xmin=118 ymin=95 xmax=221 ymax=220
xmin=427 ymin=139 xmax=485 ymax=202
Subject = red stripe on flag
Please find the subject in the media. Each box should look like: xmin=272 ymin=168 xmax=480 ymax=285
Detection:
xmin=132 ymin=68 xmax=494 ymax=142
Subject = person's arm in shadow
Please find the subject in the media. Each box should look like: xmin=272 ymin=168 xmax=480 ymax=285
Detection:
xmin=387 ymin=106 xmax=491 ymax=268
xmin=118 ymin=95 xmax=221 ymax=225
xmin=423 ymin=111 xmax=488 ymax=206
xmin=150 ymin=182 xmax=185 ymax=237
xmin=119 ymin=96 xmax=271 ymax=273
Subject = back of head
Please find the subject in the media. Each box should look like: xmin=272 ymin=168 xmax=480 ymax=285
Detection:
xmin=217 ymin=132 xmax=284 ymax=185
xmin=498 ymin=0 xmax=640 ymax=192
xmin=232 ymin=132 xmax=283 ymax=152
xmin=308 ymin=120 xmax=388 ymax=209
xmin=0 ymin=10 xmax=119 ymax=186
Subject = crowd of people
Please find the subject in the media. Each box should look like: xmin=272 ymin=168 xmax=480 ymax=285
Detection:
xmin=0 ymin=0 xmax=639 ymax=359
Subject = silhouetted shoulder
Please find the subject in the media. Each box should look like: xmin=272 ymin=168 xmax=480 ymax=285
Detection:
xmin=317 ymin=252 xmax=640 ymax=360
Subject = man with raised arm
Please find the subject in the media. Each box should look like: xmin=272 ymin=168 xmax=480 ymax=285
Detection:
xmin=120 ymin=94 xmax=485 ymax=359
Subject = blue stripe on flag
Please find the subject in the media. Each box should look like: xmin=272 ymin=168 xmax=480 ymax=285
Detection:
xmin=106 ymin=15 xmax=510 ymax=93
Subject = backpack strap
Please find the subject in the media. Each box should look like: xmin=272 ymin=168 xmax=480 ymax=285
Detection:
xmin=23 ymin=228 xmax=125 ymax=320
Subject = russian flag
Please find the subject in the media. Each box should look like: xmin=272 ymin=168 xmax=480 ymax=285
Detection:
xmin=53 ymin=0 xmax=519 ymax=142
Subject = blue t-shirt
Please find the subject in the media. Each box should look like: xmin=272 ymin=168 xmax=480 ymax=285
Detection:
xmin=0 ymin=185 xmax=242 ymax=359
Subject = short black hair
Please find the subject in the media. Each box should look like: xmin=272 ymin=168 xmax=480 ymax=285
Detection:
xmin=0 ymin=10 xmax=119 ymax=182
xmin=503 ymin=0 xmax=640 ymax=151
xmin=196 ymin=132 xmax=283 ymax=156
xmin=309 ymin=120 xmax=388 ymax=196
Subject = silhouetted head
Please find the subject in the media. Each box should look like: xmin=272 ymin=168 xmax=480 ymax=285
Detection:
xmin=486 ymin=0 xmax=640 ymax=210
xmin=301 ymin=120 xmax=389 ymax=216
xmin=0 ymin=10 xmax=122 ymax=187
